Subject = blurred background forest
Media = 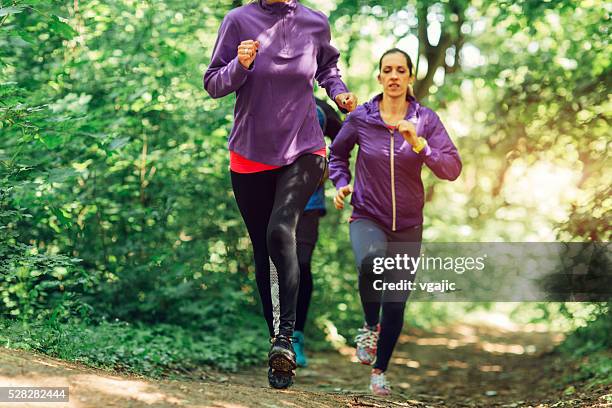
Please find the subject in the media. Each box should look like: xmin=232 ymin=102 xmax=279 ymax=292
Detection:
xmin=0 ymin=0 xmax=610 ymax=388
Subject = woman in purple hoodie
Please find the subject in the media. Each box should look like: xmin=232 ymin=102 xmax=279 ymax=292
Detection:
xmin=203 ymin=0 xmax=356 ymax=389
xmin=329 ymin=48 xmax=461 ymax=396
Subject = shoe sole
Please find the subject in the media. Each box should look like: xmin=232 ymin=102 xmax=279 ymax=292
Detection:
xmin=370 ymin=386 xmax=391 ymax=396
xmin=269 ymin=348 xmax=297 ymax=372
xmin=268 ymin=369 xmax=294 ymax=389
xmin=269 ymin=377 xmax=293 ymax=389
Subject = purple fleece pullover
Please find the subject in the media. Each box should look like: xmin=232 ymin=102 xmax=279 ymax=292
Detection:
xmin=203 ymin=0 xmax=349 ymax=166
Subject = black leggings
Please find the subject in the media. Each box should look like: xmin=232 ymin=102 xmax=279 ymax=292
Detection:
xmin=231 ymin=154 xmax=326 ymax=338
xmin=294 ymin=210 xmax=321 ymax=332
xmin=349 ymin=218 xmax=423 ymax=372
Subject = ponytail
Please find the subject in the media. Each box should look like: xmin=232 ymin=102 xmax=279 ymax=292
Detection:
xmin=407 ymin=84 xmax=415 ymax=99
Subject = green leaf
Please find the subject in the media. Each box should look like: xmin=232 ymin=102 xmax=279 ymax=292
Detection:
xmin=16 ymin=30 xmax=36 ymax=44
xmin=48 ymin=15 xmax=77 ymax=40
xmin=0 ymin=7 xmax=24 ymax=17
xmin=41 ymin=134 xmax=63 ymax=148
xmin=50 ymin=207 xmax=72 ymax=228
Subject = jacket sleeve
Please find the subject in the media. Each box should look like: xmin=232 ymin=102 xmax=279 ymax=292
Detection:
xmin=315 ymin=15 xmax=349 ymax=104
xmin=203 ymin=15 xmax=251 ymax=98
xmin=420 ymin=111 xmax=462 ymax=181
xmin=329 ymin=114 xmax=358 ymax=189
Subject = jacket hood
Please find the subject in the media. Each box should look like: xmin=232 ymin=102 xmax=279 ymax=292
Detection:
xmin=258 ymin=0 xmax=298 ymax=14
xmin=361 ymin=93 xmax=422 ymax=125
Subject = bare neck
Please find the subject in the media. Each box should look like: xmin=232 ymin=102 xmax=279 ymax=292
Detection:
xmin=380 ymin=94 xmax=409 ymax=118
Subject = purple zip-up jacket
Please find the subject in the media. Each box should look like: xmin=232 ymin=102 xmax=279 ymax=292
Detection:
xmin=329 ymin=94 xmax=462 ymax=231
xmin=203 ymin=0 xmax=349 ymax=166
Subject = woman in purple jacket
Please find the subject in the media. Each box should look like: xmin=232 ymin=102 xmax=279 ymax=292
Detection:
xmin=203 ymin=0 xmax=356 ymax=389
xmin=329 ymin=48 xmax=461 ymax=396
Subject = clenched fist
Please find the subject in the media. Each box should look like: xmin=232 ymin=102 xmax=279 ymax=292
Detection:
xmin=237 ymin=40 xmax=260 ymax=69
xmin=397 ymin=119 xmax=418 ymax=146
xmin=335 ymin=92 xmax=358 ymax=112
xmin=334 ymin=185 xmax=353 ymax=210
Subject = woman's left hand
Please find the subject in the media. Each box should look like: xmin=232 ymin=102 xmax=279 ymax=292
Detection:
xmin=335 ymin=92 xmax=358 ymax=112
xmin=397 ymin=120 xmax=418 ymax=146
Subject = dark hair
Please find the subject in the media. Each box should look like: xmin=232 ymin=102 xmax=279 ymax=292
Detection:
xmin=378 ymin=48 xmax=415 ymax=98
xmin=378 ymin=48 xmax=414 ymax=76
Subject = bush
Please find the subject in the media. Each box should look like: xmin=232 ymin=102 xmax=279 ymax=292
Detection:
xmin=0 ymin=162 xmax=95 ymax=321
xmin=0 ymin=317 xmax=268 ymax=375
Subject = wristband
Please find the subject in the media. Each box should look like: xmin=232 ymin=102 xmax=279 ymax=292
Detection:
xmin=412 ymin=137 xmax=427 ymax=153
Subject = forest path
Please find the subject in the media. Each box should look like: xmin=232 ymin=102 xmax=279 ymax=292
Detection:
xmin=1 ymin=321 xmax=609 ymax=407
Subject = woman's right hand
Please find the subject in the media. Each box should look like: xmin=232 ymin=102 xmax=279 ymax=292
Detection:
xmin=237 ymin=40 xmax=260 ymax=69
xmin=397 ymin=119 xmax=418 ymax=146
xmin=334 ymin=185 xmax=353 ymax=210
xmin=335 ymin=92 xmax=358 ymax=112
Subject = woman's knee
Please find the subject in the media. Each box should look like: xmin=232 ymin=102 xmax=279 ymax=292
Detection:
xmin=358 ymin=252 xmax=386 ymax=277
xmin=267 ymin=222 xmax=294 ymax=248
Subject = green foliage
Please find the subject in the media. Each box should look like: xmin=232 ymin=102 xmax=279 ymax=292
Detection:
xmin=559 ymin=303 xmax=611 ymax=356
xmin=561 ymin=351 xmax=612 ymax=391
xmin=0 ymin=2 xmax=95 ymax=320
xmin=0 ymin=86 xmax=94 ymax=320
xmin=0 ymin=317 xmax=268 ymax=375
xmin=554 ymin=303 xmax=612 ymax=389
xmin=2 ymin=0 xmax=258 ymax=330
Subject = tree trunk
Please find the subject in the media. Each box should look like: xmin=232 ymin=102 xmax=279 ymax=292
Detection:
xmin=415 ymin=1 xmax=467 ymax=100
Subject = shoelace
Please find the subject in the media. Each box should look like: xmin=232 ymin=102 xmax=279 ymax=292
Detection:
xmin=355 ymin=327 xmax=379 ymax=349
xmin=371 ymin=372 xmax=390 ymax=390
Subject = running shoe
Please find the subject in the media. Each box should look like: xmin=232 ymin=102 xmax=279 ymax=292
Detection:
xmin=355 ymin=323 xmax=380 ymax=365
xmin=292 ymin=331 xmax=308 ymax=367
xmin=370 ymin=370 xmax=391 ymax=396
xmin=268 ymin=335 xmax=297 ymax=389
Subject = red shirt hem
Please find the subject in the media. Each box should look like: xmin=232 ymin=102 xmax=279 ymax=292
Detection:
xmin=230 ymin=148 xmax=326 ymax=174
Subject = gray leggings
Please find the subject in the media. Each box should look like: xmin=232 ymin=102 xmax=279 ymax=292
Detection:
xmin=349 ymin=218 xmax=422 ymax=372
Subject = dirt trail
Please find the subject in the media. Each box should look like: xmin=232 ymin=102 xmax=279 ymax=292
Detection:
xmin=1 ymin=322 xmax=610 ymax=408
